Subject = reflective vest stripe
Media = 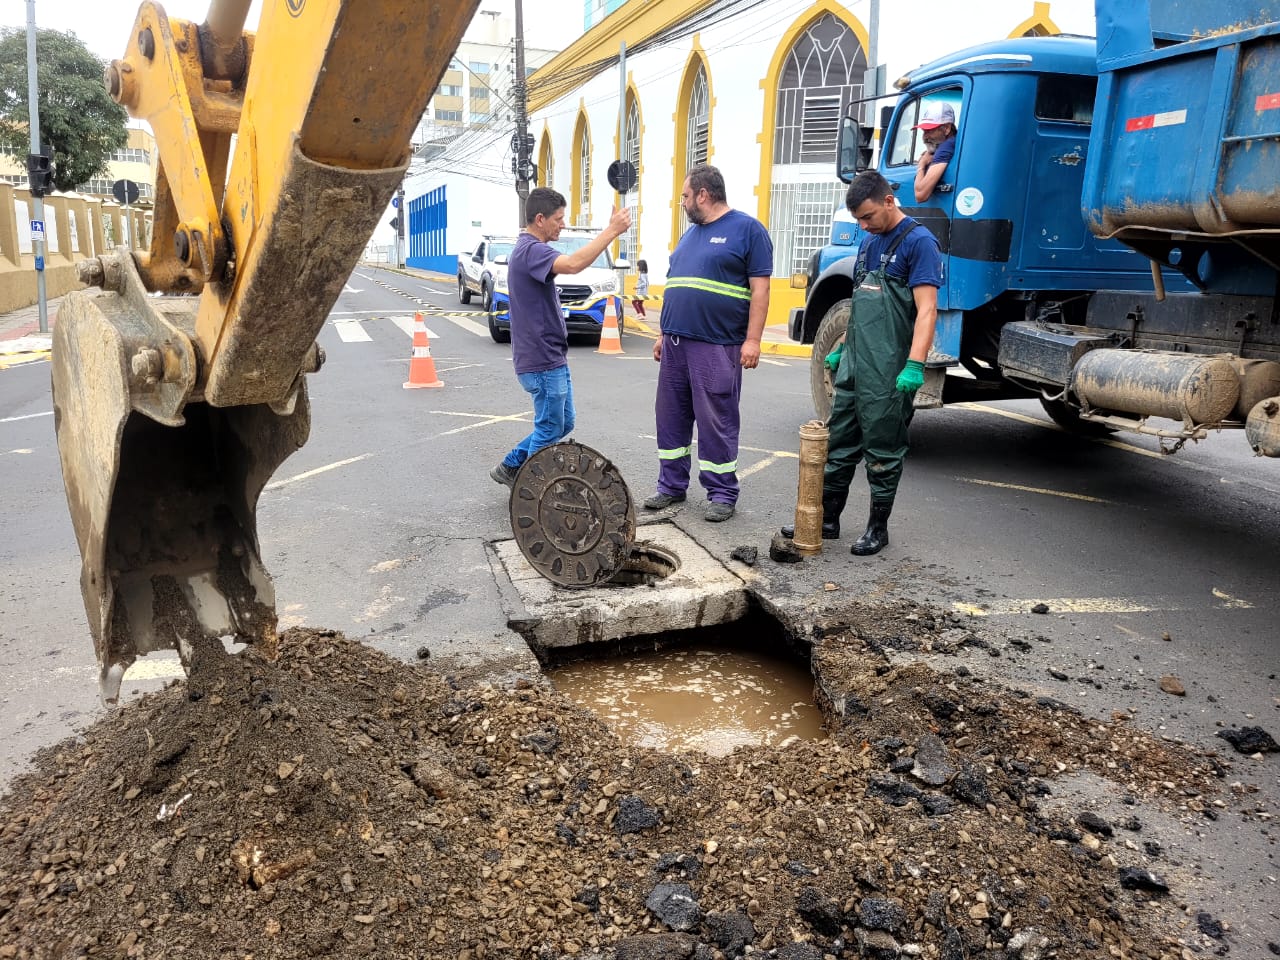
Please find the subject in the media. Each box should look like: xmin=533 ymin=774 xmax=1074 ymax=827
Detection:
xmin=665 ymin=277 xmax=752 ymax=301
xmin=658 ymin=446 xmax=691 ymax=460
xmin=698 ymin=459 xmax=738 ymax=474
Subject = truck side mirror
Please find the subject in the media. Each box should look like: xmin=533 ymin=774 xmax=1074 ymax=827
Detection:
xmin=837 ymin=117 xmax=872 ymax=183
xmin=494 ymin=254 xmax=508 ymax=265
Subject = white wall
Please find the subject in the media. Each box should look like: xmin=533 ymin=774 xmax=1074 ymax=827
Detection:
xmin=530 ymin=0 xmax=1097 ymax=285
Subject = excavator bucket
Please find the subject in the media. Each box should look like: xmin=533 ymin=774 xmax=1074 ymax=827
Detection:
xmin=51 ymin=259 xmax=310 ymax=703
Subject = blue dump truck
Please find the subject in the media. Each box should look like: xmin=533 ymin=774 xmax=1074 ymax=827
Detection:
xmin=792 ymin=0 xmax=1280 ymax=458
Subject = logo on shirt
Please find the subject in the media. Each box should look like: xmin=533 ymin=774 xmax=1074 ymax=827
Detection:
xmin=709 ymin=237 xmax=727 ymax=244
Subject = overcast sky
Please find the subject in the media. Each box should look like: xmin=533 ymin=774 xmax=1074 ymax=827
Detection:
xmin=2 ymin=0 xmax=565 ymax=62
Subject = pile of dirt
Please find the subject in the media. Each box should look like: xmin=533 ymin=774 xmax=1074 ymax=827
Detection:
xmin=0 ymin=616 xmax=1229 ymax=960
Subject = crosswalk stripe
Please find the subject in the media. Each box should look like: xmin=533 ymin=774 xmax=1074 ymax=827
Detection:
xmin=334 ymin=320 xmax=373 ymax=343
xmin=390 ymin=316 xmax=440 ymax=339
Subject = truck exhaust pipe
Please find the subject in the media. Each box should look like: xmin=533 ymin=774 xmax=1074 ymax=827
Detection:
xmin=1069 ymin=350 xmax=1240 ymax=427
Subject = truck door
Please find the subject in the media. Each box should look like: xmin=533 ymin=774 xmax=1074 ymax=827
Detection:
xmin=880 ymin=87 xmax=964 ymax=307
xmin=468 ymin=241 xmax=486 ymax=287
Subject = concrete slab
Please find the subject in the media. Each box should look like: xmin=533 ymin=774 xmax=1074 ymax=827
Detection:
xmin=487 ymin=521 xmax=751 ymax=657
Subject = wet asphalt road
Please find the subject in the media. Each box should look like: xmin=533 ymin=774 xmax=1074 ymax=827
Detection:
xmin=1 ymin=264 xmax=1276 ymax=945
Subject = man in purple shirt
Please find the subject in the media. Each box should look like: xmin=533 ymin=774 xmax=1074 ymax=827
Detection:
xmin=490 ymin=188 xmax=631 ymax=488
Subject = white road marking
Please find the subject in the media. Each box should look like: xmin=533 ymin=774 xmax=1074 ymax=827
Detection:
xmin=433 ymin=313 xmax=490 ymax=338
xmin=0 ymin=411 xmax=52 ymax=424
xmin=343 ymin=283 xmax=364 ymax=294
xmin=1211 ymin=588 xmax=1254 ymax=609
xmin=390 ymin=316 xmax=440 ymax=339
xmin=956 ymin=476 xmax=1111 ymax=504
xmin=124 ymin=657 xmax=186 ymax=681
xmin=329 ymin=310 xmax=390 ymax=317
xmin=954 ymin=590 xmax=1255 ymax=617
xmin=265 ymin=454 xmax=369 ymax=490
xmin=758 ymin=357 xmax=790 ymax=367
xmin=333 ymin=320 xmax=373 ymax=343
xmin=437 ymin=413 xmax=532 ymax=436
xmin=953 ymin=402 xmax=1169 ymax=460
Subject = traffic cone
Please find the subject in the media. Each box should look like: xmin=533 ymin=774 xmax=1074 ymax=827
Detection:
xmin=403 ymin=312 xmax=444 ymax=389
xmin=596 ymin=298 xmax=624 ymax=355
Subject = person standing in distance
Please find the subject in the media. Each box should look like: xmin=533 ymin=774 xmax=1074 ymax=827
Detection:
xmin=490 ymin=189 xmax=631 ymax=488
xmin=643 ymin=164 xmax=772 ymax=522
xmin=797 ymin=170 xmax=941 ymax=554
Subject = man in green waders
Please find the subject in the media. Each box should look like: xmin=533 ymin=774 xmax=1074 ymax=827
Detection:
xmin=785 ymin=171 xmax=942 ymax=555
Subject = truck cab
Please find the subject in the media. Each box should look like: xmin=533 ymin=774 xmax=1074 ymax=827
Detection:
xmin=793 ymin=35 xmax=1181 ymax=419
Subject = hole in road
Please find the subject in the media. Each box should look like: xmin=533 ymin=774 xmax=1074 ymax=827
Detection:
xmin=606 ymin=541 xmax=679 ymax=587
xmin=546 ymin=605 xmax=824 ymax=756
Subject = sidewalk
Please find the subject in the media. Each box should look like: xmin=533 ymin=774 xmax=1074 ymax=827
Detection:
xmin=381 ymin=263 xmax=811 ymax=358
xmin=0 ymin=297 xmax=59 ymax=370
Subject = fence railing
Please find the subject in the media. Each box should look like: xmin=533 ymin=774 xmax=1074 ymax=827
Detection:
xmin=0 ymin=183 xmax=153 ymax=315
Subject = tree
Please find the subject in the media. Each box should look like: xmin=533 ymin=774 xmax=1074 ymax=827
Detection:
xmin=0 ymin=28 xmax=128 ymax=193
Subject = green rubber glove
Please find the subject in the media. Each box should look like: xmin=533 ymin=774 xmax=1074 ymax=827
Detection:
xmin=824 ymin=343 xmax=844 ymax=372
xmin=895 ymin=359 xmax=925 ymax=393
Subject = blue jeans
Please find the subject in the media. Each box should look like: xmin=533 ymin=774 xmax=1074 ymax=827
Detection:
xmin=503 ymin=364 xmax=576 ymax=468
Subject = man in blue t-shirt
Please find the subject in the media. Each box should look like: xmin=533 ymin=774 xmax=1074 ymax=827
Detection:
xmin=642 ymin=164 xmax=773 ymax=523
xmin=913 ymin=100 xmax=956 ymax=202
xmin=489 ymin=189 xmax=631 ymax=488
xmin=783 ymin=170 xmax=943 ymax=556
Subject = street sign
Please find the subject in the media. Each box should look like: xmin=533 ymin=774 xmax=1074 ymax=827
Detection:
xmin=30 ymin=220 xmax=44 ymax=238
xmin=607 ymin=160 xmax=638 ymax=193
xmin=391 ymin=196 xmax=401 ymax=209
xmin=34 ymin=255 xmax=44 ymax=271
xmin=111 ymin=179 xmax=140 ymax=205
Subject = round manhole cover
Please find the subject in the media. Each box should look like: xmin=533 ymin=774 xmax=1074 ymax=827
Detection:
xmin=510 ymin=441 xmax=635 ymax=588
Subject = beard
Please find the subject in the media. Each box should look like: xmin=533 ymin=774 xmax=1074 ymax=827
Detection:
xmin=686 ymin=205 xmax=706 ymax=225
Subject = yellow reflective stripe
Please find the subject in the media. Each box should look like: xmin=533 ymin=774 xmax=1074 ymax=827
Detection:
xmin=665 ymin=277 xmax=752 ymax=301
xmin=698 ymin=459 xmax=738 ymax=474
xmin=669 ymin=275 xmax=750 ymax=295
xmin=658 ymin=446 xmax=691 ymax=460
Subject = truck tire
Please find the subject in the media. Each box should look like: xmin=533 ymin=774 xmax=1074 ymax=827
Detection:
xmin=810 ymin=299 xmax=850 ymax=421
xmin=457 ymin=273 xmax=472 ymax=305
xmin=488 ymin=310 xmax=510 ymax=344
xmin=481 ymin=280 xmax=493 ymax=312
xmin=1038 ymin=396 xmax=1115 ymax=436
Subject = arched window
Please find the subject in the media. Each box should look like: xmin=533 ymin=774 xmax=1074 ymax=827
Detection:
xmin=686 ymin=67 xmax=708 ymax=173
xmin=620 ymin=92 xmax=641 ymax=267
xmin=768 ymin=12 xmax=865 ymax=277
xmin=571 ymin=111 xmax=592 ymax=227
xmin=538 ymin=130 xmax=554 ymax=189
xmin=675 ymin=58 xmax=711 ymax=237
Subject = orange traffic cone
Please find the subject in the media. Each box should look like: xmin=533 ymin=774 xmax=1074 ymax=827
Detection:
xmin=403 ymin=312 xmax=444 ymax=389
xmin=596 ymin=298 xmax=624 ymax=355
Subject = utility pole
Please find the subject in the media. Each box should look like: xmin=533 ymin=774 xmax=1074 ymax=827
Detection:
xmin=25 ymin=0 xmax=48 ymax=334
xmin=395 ymin=184 xmax=405 ymax=268
xmin=615 ymin=40 xmax=626 ymax=215
xmin=513 ymin=0 xmax=530 ymax=227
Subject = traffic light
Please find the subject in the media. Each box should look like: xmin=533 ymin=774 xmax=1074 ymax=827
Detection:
xmin=27 ymin=152 xmax=53 ymax=198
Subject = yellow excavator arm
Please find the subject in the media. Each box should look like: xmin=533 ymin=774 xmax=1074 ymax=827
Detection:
xmin=52 ymin=0 xmax=478 ymax=701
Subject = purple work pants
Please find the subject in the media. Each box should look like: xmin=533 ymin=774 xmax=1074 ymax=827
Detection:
xmin=655 ymin=335 xmax=742 ymax=505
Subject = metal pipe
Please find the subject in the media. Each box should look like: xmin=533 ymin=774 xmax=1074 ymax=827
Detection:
xmin=200 ymin=0 xmax=251 ymax=82
xmin=1149 ymin=259 xmax=1166 ymax=302
xmin=25 ymin=0 xmax=48 ymax=334
xmin=791 ymin=420 xmax=829 ymax=556
xmin=204 ymin=0 xmax=251 ymax=53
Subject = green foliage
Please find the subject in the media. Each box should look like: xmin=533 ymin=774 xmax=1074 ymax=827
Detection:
xmin=0 ymin=27 xmax=129 ymax=192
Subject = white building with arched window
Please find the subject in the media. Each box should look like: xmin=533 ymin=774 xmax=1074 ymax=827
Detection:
xmin=526 ymin=0 xmax=1093 ymax=325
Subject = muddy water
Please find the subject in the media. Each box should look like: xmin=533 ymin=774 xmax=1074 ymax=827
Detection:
xmin=549 ymin=646 xmax=825 ymax=756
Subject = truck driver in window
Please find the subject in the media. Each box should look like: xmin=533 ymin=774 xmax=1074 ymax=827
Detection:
xmin=913 ymin=101 xmax=956 ymax=202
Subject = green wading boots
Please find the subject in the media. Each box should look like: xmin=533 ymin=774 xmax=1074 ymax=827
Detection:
xmin=850 ymin=500 xmax=893 ymax=556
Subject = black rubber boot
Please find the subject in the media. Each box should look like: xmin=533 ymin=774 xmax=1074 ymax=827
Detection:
xmin=781 ymin=489 xmax=848 ymax=540
xmin=850 ymin=500 xmax=893 ymax=556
